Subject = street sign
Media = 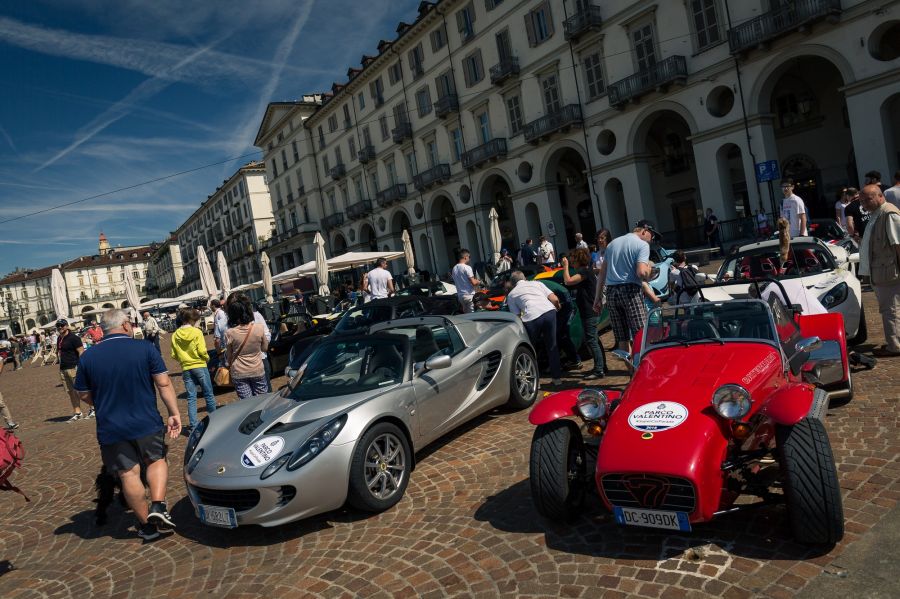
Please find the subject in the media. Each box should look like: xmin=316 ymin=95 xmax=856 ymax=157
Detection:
xmin=755 ymin=160 xmax=780 ymax=183
xmin=547 ymin=221 xmax=556 ymax=236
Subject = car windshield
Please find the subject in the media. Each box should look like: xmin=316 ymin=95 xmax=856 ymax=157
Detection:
xmin=643 ymin=300 xmax=777 ymax=349
xmin=334 ymin=304 xmax=394 ymax=333
xmin=808 ymin=220 xmax=844 ymax=241
xmin=718 ymin=242 xmax=836 ymax=280
xmin=283 ymin=337 xmax=406 ymax=400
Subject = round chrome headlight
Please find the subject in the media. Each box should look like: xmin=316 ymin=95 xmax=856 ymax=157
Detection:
xmin=711 ymin=384 xmax=752 ymax=420
xmin=576 ymin=389 xmax=608 ymax=421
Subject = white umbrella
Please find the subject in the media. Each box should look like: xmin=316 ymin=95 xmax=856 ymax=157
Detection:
xmin=401 ymin=229 xmax=415 ymax=275
xmin=216 ymin=250 xmax=232 ymax=298
xmin=260 ymin=251 xmax=274 ymax=303
xmin=196 ymin=245 xmax=218 ymax=299
xmin=50 ymin=268 xmax=70 ymax=321
xmin=314 ymin=232 xmax=330 ymax=296
xmin=123 ymin=268 xmax=142 ymax=316
xmin=489 ymin=207 xmax=502 ymax=267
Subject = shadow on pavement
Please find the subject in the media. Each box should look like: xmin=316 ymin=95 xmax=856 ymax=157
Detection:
xmin=474 ymin=478 xmax=833 ymax=561
xmin=44 ymin=416 xmax=75 ymax=423
xmin=54 ymin=508 xmax=140 ymax=541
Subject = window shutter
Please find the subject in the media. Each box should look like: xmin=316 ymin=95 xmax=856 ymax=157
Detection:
xmin=457 ymin=10 xmax=465 ymax=33
xmin=430 ymin=30 xmax=438 ymax=53
xmin=524 ymin=13 xmax=536 ymax=47
xmin=463 ymin=58 xmax=473 ymax=87
xmin=469 ymin=2 xmax=476 ymax=23
xmin=475 ymin=50 xmax=484 ymax=82
xmin=544 ymin=3 xmax=555 ymax=36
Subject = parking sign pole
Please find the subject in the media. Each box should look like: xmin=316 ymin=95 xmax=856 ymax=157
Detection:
xmin=768 ymin=180 xmax=778 ymax=221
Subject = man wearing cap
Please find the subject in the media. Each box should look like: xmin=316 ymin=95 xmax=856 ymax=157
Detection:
xmin=594 ymin=221 xmax=658 ymax=354
xmin=55 ymin=319 xmax=91 ymax=421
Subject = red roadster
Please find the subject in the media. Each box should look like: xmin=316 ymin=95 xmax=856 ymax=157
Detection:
xmin=528 ymin=280 xmax=846 ymax=545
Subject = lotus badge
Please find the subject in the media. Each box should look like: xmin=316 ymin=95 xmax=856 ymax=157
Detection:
xmin=217 ymin=465 xmax=226 ymax=474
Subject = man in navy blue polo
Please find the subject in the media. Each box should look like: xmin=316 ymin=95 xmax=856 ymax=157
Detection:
xmin=74 ymin=309 xmax=182 ymax=541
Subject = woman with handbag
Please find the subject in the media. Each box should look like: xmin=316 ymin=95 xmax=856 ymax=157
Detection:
xmin=170 ymin=308 xmax=216 ymax=432
xmin=225 ymin=299 xmax=269 ymax=399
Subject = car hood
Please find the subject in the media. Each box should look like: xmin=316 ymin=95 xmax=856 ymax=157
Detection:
xmin=193 ymin=385 xmax=399 ymax=479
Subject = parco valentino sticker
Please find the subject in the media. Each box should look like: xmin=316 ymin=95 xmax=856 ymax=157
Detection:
xmin=241 ymin=436 xmax=285 ymax=468
xmin=628 ymin=402 xmax=688 ymax=432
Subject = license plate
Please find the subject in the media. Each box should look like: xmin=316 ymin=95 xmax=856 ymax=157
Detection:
xmin=198 ymin=504 xmax=237 ymax=528
xmin=613 ymin=506 xmax=691 ymax=531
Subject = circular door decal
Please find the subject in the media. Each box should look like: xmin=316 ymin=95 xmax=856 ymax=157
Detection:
xmin=241 ymin=436 xmax=286 ymax=468
xmin=628 ymin=402 xmax=689 ymax=432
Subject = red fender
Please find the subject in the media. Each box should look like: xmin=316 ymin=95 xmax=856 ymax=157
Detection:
xmin=796 ymin=311 xmax=849 ymax=383
xmin=529 ymin=389 xmax=623 ymax=425
xmin=760 ymin=382 xmax=816 ymax=426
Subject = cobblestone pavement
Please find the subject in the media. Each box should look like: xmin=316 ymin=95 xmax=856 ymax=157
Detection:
xmin=1 ymin=290 xmax=897 ymax=598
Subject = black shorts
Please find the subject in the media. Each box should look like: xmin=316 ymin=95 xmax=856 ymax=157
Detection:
xmin=100 ymin=429 xmax=167 ymax=473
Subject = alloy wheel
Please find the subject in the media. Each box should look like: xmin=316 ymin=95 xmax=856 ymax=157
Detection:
xmin=364 ymin=432 xmax=406 ymax=500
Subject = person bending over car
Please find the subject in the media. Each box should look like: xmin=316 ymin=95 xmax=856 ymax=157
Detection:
xmin=506 ymin=271 xmax=562 ymax=385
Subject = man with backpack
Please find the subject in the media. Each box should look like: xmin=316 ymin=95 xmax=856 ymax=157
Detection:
xmin=668 ymin=250 xmax=714 ymax=304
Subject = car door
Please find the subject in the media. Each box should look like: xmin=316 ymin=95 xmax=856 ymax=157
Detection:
xmin=409 ymin=322 xmax=483 ymax=445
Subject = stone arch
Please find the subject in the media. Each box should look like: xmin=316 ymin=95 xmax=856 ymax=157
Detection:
xmin=749 ymin=45 xmax=856 ymax=115
xmin=477 ymin=171 xmax=518 ymax=259
xmin=524 ymin=202 xmax=541 ymax=240
xmin=332 ymin=232 xmax=348 ymax=253
xmin=390 ymin=207 xmax=413 ymax=234
xmin=25 ymin=318 xmax=36 ymax=330
xmin=81 ymin=305 xmax=95 ymax=314
xmin=426 ymin=192 xmax=458 ymax=222
xmin=39 ymin=315 xmax=49 ymax=326
xmin=426 ymin=194 xmax=461 ymax=273
xmin=102 ymin=303 xmax=115 ymax=309
xmin=359 ymin=222 xmax=377 ymax=252
xmin=627 ymin=100 xmax=699 ymax=155
xmin=538 ymin=139 xmax=589 ymax=185
xmin=121 ymin=300 xmax=129 ymax=308
xmin=542 ymin=140 xmax=595 ymax=248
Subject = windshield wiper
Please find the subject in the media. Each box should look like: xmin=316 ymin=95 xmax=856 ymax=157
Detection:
xmin=689 ymin=337 xmax=725 ymax=346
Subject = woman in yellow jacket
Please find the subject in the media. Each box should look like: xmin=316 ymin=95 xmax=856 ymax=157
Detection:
xmin=171 ymin=308 xmax=216 ymax=432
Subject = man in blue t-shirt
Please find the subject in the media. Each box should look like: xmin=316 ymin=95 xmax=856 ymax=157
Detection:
xmin=594 ymin=220 xmax=658 ymax=353
xmin=74 ymin=309 xmax=182 ymax=542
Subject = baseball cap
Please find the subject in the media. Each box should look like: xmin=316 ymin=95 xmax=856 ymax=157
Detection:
xmin=55 ymin=318 xmax=69 ymax=328
xmin=635 ymin=219 xmax=661 ymax=241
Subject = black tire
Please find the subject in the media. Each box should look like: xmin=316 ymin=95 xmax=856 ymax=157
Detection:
xmin=507 ymin=346 xmax=539 ymax=409
xmin=529 ymin=421 xmax=587 ymax=521
xmin=777 ymin=418 xmax=844 ymax=545
xmin=347 ymin=422 xmax=411 ymax=513
xmin=848 ymin=305 xmax=867 ymax=346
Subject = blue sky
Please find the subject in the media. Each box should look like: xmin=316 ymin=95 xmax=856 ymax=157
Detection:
xmin=0 ymin=0 xmax=420 ymax=275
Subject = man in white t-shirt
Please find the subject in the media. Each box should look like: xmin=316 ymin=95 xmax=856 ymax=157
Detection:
xmin=365 ymin=258 xmax=395 ymax=299
xmin=538 ymin=236 xmax=555 ymax=266
xmin=574 ymin=233 xmax=588 ymax=250
xmin=451 ymin=249 xmax=479 ymax=313
xmin=779 ymin=179 xmax=808 ymax=237
xmin=506 ymin=271 xmax=562 ymax=385
xmin=885 ymin=170 xmax=900 ymax=210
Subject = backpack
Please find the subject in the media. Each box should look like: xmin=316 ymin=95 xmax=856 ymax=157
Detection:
xmin=675 ymin=265 xmax=701 ymax=297
xmin=0 ymin=429 xmax=28 ymax=501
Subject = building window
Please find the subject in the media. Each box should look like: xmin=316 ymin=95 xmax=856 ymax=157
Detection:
xmin=525 ymin=2 xmax=554 ymax=46
xmin=456 ymin=2 xmax=476 ymax=42
xmin=430 ymin=23 xmax=448 ymax=52
xmin=369 ymin=77 xmax=384 ymax=104
xmin=281 ymin=149 xmax=288 ymax=171
xmin=462 ymin=49 xmax=484 ymax=87
xmin=540 ymin=72 xmax=561 ymax=114
xmin=369 ymin=169 xmax=379 ymax=193
xmin=425 ymin=138 xmax=439 ymax=167
xmin=379 ymin=114 xmax=390 ymax=140
xmin=485 ymin=0 xmax=504 ymax=11
xmin=353 ymin=176 xmax=364 ymax=200
xmin=505 ymin=94 xmax=523 ymax=135
xmin=393 ymin=102 xmax=408 ymax=126
xmin=357 ymin=92 xmax=365 ymax=111
xmin=495 ymin=28 xmax=513 ymax=60
xmin=631 ymin=22 xmax=657 ymax=71
xmin=317 ymin=126 xmax=325 ymax=150
xmin=691 ymin=0 xmax=721 ymax=50
xmin=362 ymin=126 xmax=372 ymax=146
xmin=348 ymin=136 xmax=356 ymax=161
xmin=386 ymin=160 xmax=398 ymax=185
xmin=583 ymin=51 xmax=605 ymax=99
xmin=435 ymin=71 xmax=455 ymax=98
xmin=408 ymin=43 xmax=425 ymax=79
xmin=476 ymin=110 xmax=491 ymax=144
xmin=450 ymin=128 xmax=463 ymax=161
xmin=328 ymin=190 xmax=337 ymax=213
xmin=323 ymin=155 xmax=330 ymax=173
xmin=335 ymin=146 xmax=343 ymax=166
xmin=295 ymin=170 xmax=304 ymax=194
xmin=405 ymin=151 xmax=418 ymax=179
xmin=328 ymin=115 xmax=338 ymax=133
xmin=388 ymin=61 xmax=403 ymax=85
xmin=415 ymin=87 xmax=432 ymax=117
xmin=271 ymin=159 xmax=278 ymax=178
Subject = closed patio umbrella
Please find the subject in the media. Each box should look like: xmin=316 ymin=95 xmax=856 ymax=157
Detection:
xmin=489 ymin=207 xmax=502 ymax=268
xmin=401 ymin=229 xmax=415 ymax=276
xmin=314 ymin=232 xmax=330 ymax=296
xmin=196 ymin=245 xmax=218 ymax=299
xmin=50 ymin=268 xmax=70 ymax=321
xmin=216 ymin=250 xmax=232 ymax=298
xmin=260 ymin=251 xmax=274 ymax=303
xmin=124 ymin=268 xmax=142 ymax=317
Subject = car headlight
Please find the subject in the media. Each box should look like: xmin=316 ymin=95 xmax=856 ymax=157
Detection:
xmin=285 ymin=415 xmax=347 ymax=471
xmin=820 ymin=282 xmax=848 ymax=308
xmin=575 ymin=389 xmax=608 ymax=421
xmin=184 ymin=416 xmax=209 ymax=464
xmin=711 ymin=384 xmax=752 ymax=420
xmin=260 ymin=454 xmax=291 ymax=480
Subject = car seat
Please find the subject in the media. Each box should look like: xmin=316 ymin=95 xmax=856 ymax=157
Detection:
xmin=413 ymin=326 xmax=440 ymax=362
xmin=362 ymin=343 xmax=404 ymax=384
xmin=686 ymin=318 xmax=719 ymax=341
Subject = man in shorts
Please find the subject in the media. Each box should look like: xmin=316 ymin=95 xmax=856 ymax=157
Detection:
xmin=74 ymin=309 xmax=182 ymax=541
xmin=594 ymin=220 xmax=658 ymax=354
xmin=55 ymin=319 xmax=89 ymax=421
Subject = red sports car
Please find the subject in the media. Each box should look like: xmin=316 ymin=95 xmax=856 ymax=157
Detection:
xmin=528 ymin=280 xmax=847 ymax=545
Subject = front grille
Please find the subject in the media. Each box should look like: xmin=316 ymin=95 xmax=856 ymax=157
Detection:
xmin=238 ymin=411 xmax=263 ymax=435
xmin=477 ymin=351 xmax=502 ymax=390
xmin=194 ymin=487 xmax=260 ymax=512
xmin=601 ymin=473 xmax=696 ymax=513
xmin=277 ymin=485 xmax=296 ymax=507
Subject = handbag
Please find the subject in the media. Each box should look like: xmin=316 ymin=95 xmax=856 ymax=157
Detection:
xmin=221 ymin=324 xmax=254 ymax=384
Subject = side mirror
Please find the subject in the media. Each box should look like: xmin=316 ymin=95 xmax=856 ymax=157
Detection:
xmin=848 ymin=252 xmax=860 ymax=264
xmin=424 ymin=354 xmax=452 ymax=371
xmin=611 ymin=349 xmax=634 ymax=371
xmin=796 ymin=336 xmax=823 ymax=354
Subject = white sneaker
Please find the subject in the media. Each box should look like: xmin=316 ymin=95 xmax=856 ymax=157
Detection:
xmin=67 ymin=413 xmax=83 ymax=422
xmin=86 ymin=408 xmax=96 ymax=419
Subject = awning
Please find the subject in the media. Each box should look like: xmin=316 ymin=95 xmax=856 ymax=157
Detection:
xmin=271 ymin=251 xmax=405 ymax=283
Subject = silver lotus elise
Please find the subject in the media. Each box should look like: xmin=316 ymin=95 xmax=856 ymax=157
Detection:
xmin=183 ymin=312 xmax=539 ymax=528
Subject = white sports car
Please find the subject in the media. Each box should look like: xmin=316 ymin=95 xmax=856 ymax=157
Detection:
xmin=703 ymin=237 xmax=865 ymax=345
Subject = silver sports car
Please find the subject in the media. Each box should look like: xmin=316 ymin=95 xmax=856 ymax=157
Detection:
xmin=183 ymin=312 xmax=538 ymax=528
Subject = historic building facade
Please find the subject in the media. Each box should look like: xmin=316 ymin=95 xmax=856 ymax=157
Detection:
xmin=174 ymin=162 xmax=275 ymax=295
xmin=147 ymin=236 xmax=185 ymax=299
xmin=254 ymin=0 xmax=899 ymax=277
